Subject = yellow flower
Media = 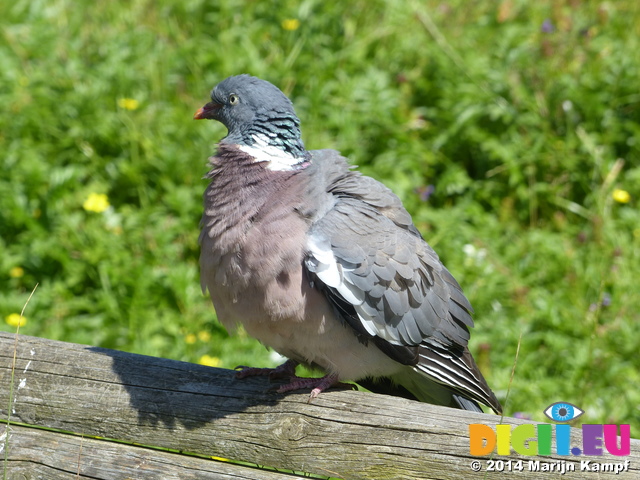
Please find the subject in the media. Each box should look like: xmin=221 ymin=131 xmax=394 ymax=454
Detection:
xmin=9 ymin=267 xmax=24 ymax=278
xmin=612 ymin=189 xmax=630 ymax=204
xmin=5 ymin=313 xmax=27 ymax=328
xmin=117 ymin=98 xmax=140 ymax=110
xmin=281 ymin=18 xmax=300 ymax=31
xmin=185 ymin=333 xmax=197 ymax=344
xmin=197 ymin=330 xmax=211 ymax=342
xmin=198 ymin=354 xmax=220 ymax=367
xmin=211 ymin=456 xmax=230 ymax=462
xmin=83 ymin=193 xmax=110 ymax=213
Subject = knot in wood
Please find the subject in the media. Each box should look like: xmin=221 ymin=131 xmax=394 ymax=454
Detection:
xmin=7 ymin=474 xmax=28 ymax=480
xmin=273 ymin=415 xmax=308 ymax=442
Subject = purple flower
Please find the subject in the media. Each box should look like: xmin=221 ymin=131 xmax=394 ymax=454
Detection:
xmin=541 ymin=19 xmax=555 ymax=33
xmin=415 ymin=185 xmax=435 ymax=202
xmin=514 ymin=412 xmax=532 ymax=420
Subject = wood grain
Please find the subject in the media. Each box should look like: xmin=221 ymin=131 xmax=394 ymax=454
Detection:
xmin=1 ymin=332 xmax=638 ymax=479
xmin=1 ymin=423 xmax=306 ymax=479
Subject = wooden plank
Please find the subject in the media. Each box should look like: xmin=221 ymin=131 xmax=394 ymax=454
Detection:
xmin=1 ymin=332 xmax=638 ymax=480
xmin=1 ymin=423 xmax=308 ymax=479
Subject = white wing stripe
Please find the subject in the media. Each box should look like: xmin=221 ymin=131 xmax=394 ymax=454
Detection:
xmin=419 ymin=352 xmax=481 ymax=382
xmin=306 ymin=235 xmax=403 ymax=344
xmin=415 ymin=355 xmax=492 ymax=406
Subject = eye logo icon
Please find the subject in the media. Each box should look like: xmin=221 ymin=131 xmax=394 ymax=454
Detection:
xmin=544 ymin=402 xmax=584 ymax=422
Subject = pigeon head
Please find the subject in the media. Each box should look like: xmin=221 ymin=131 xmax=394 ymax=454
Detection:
xmin=195 ymin=74 xmax=308 ymax=167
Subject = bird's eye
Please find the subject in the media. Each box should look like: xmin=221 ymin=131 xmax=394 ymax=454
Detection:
xmin=543 ymin=402 xmax=584 ymax=422
xmin=229 ymin=94 xmax=239 ymax=105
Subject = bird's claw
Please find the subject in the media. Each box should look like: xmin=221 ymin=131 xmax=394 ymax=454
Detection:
xmin=272 ymin=373 xmax=356 ymax=402
xmin=235 ymin=361 xmax=354 ymax=402
xmin=234 ymin=365 xmax=277 ymax=379
xmin=234 ymin=359 xmax=298 ymax=380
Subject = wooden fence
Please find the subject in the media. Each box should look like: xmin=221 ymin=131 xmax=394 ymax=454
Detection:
xmin=1 ymin=332 xmax=638 ymax=479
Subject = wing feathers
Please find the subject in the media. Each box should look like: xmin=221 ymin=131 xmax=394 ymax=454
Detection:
xmin=303 ymin=150 xmax=500 ymax=412
xmin=416 ymin=344 xmax=502 ymax=414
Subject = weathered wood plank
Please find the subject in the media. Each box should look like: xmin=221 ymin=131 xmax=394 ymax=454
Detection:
xmin=1 ymin=332 xmax=638 ymax=480
xmin=1 ymin=423 xmax=307 ymax=479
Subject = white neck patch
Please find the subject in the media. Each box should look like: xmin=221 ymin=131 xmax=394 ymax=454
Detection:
xmin=238 ymin=134 xmax=302 ymax=171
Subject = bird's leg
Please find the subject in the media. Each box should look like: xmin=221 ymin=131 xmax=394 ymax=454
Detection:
xmin=236 ymin=361 xmax=356 ymax=402
xmin=275 ymin=373 xmax=356 ymax=402
xmin=235 ymin=359 xmax=298 ymax=380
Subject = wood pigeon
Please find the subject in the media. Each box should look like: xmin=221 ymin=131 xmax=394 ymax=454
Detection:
xmin=194 ymin=74 xmax=502 ymax=413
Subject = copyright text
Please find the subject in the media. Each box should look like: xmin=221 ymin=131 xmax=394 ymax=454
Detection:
xmin=470 ymin=459 xmax=631 ymax=475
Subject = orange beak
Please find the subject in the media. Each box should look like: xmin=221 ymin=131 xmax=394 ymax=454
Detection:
xmin=193 ymin=101 xmax=221 ymax=120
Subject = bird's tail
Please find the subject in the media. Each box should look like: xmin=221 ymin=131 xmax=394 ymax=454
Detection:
xmin=383 ymin=343 xmax=501 ymax=414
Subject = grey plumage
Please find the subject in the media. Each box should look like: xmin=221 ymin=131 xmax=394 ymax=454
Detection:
xmin=195 ymin=74 xmax=502 ymax=414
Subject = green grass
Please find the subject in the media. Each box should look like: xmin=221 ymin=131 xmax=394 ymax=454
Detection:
xmin=1 ymin=0 xmax=639 ymax=435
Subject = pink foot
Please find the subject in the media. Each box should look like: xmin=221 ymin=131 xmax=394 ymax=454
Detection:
xmin=235 ymin=359 xmax=298 ymax=380
xmin=275 ymin=373 xmax=355 ymax=402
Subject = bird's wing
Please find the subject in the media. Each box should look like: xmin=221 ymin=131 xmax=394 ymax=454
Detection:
xmin=304 ymin=150 xmax=501 ymax=412
xmin=305 ymin=153 xmax=473 ymax=350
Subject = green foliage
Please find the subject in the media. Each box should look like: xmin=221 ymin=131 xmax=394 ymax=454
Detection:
xmin=1 ymin=0 xmax=638 ymax=432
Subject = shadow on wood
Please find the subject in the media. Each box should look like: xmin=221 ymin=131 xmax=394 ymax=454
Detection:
xmin=1 ymin=332 xmax=638 ymax=479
